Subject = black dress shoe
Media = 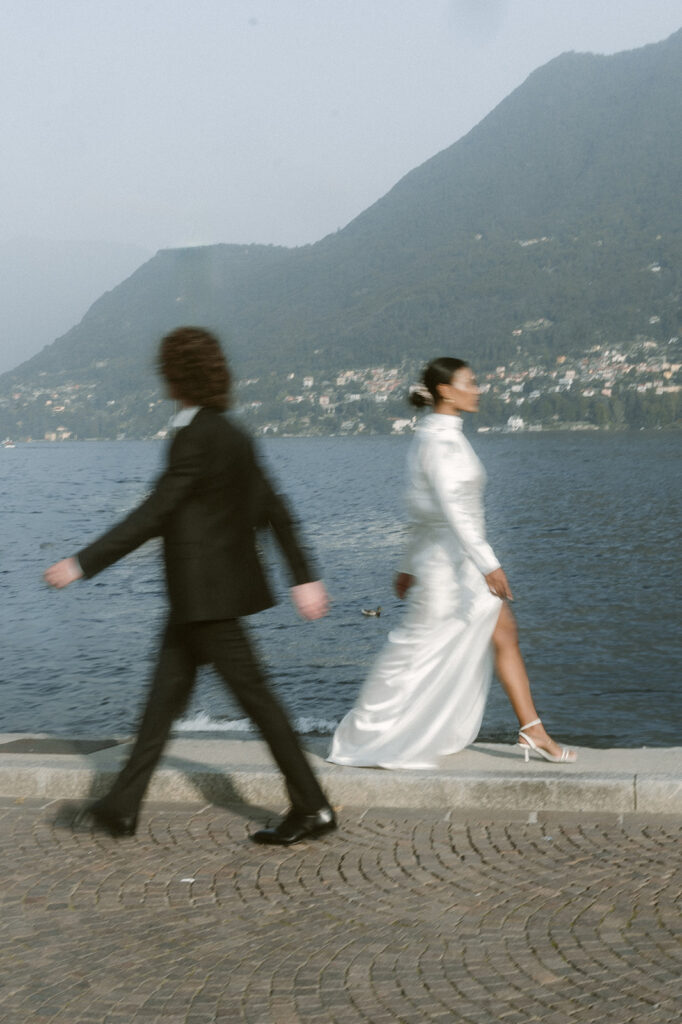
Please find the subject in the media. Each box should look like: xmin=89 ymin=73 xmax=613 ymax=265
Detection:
xmin=250 ymin=806 xmax=337 ymax=846
xmin=72 ymin=804 xmax=137 ymax=838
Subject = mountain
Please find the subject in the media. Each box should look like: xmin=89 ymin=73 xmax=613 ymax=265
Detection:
xmin=1 ymin=30 xmax=680 ymax=438
xmin=0 ymin=238 xmax=150 ymax=374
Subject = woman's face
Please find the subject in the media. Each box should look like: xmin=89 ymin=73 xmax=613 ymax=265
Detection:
xmin=443 ymin=366 xmax=480 ymax=413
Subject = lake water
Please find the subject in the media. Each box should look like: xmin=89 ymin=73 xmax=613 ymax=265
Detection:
xmin=1 ymin=429 xmax=679 ymax=747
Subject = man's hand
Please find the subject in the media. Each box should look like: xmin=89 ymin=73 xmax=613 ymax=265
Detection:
xmin=44 ymin=557 xmax=83 ymax=589
xmin=484 ymin=567 xmax=513 ymax=601
xmin=290 ymin=580 xmax=329 ymax=620
xmin=395 ymin=572 xmax=416 ymax=600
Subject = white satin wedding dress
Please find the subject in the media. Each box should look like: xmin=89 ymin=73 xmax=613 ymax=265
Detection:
xmin=328 ymin=413 xmax=502 ymax=769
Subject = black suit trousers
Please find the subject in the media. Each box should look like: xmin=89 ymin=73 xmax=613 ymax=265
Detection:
xmin=96 ymin=619 xmax=328 ymax=820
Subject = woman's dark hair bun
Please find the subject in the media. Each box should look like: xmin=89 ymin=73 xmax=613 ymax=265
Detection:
xmin=408 ymin=386 xmax=433 ymax=409
xmin=408 ymin=357 xmax=469 ymax=407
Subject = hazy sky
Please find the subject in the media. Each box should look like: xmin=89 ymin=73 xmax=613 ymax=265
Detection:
xmin=2 ymin=0 xmax=680 ymax=252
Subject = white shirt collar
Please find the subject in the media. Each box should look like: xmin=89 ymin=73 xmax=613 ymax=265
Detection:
xmin=170 ymin=405 xmax=201 ymax=429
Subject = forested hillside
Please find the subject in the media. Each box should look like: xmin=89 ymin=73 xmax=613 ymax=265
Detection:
xmin=1 ymin=29 xmax=680 ymax=438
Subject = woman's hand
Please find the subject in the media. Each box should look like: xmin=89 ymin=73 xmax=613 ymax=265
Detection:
xmin=395 ymin=572 xmax=416 ymax=600
xmin=484 ymin=567 xmax=513 ymax=601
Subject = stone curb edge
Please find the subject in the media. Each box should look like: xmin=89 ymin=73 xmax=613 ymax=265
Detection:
xmin=1 ymin=762 xmax=680 ymax=815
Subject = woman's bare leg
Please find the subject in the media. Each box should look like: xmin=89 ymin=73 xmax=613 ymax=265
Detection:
xmin=491 ymin=602 xmax=574 ymax=758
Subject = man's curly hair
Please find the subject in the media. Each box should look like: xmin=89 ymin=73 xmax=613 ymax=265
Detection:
xmin=158 ymin=326 xmax=230 ymax=410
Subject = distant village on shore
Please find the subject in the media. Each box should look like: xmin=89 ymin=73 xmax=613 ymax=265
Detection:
xmin=233 ymin=336 xmax=680 ymax=438
xmin=2 ymin=333 xmax=677 ymax=443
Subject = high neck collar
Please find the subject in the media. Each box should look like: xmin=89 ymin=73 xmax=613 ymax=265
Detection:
xmin=420 ymin=412 xmax=463 ymax=432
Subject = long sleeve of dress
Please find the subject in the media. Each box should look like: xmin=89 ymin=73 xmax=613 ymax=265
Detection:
xmin=425 ymin=435 xmax=500 ymax=576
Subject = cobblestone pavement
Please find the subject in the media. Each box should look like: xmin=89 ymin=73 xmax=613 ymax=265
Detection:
xmin=0 ymin=798 xmax=680 ymax=1024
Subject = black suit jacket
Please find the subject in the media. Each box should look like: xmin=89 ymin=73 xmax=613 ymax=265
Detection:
xmin=78 ymin=408 xmax=316 ymax=622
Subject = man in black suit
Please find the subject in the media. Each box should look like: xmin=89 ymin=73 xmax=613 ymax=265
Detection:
xmin=44 ymin=326 xmax=335 ymax=845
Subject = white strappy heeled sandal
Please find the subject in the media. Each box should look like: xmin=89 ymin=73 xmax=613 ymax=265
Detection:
xmin=518 ymin=718 xmax=577 ymax=763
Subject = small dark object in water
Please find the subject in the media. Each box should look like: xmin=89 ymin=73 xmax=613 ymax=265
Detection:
xmin=361 ymin=606 xmax=382 ymax=617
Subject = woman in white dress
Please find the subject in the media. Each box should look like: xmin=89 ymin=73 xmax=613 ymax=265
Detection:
xmin=328 ymin=357 xmax=576 ymax=769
